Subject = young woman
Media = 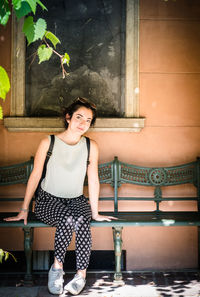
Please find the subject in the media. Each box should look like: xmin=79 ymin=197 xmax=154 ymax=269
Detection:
xmin=4 ymin=97 xmax=116 ymax=295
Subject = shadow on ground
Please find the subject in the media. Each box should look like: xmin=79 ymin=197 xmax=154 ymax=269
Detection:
xmin=0 ymin=271 xmax=200 ymax=297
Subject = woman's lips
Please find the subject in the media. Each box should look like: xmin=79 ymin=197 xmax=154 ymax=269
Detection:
xmin=78 ymin=127 xmax=84 ymax=131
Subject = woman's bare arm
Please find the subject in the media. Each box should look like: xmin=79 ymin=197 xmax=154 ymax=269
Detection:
xmin=87 ymin=140 xmax=116 ymax=222
xmin=4 ymin=137 xmax=50 ymax=225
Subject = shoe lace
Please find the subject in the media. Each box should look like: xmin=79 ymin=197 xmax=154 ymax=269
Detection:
xmin=72 ymin=274 xmax=85 ymax=289
xmin=52 ymin=271 xmax=64 ymax=288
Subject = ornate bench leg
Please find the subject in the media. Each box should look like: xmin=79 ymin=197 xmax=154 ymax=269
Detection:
xmin=112 ymin=226 xmax=124 ymax=283
xmin=23 ymin=227 xmax=34 ymax=285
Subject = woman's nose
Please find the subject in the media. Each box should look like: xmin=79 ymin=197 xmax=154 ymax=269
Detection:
xmin=79 ymin=118 xmax=86 ymax=125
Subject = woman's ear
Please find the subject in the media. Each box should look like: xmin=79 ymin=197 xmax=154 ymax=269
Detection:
xmin=65 ymin=113 xmax=70 ymax=123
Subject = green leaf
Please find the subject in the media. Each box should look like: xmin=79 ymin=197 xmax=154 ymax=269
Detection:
xmin=45 ymin=31 xmax=60 ymax=48
xmin=5 ymin=252 xmax=9 ymax=261
xmin=0 ymin=89 xmax=6 ymax=100
xmin=25 ymin=0 xmax=37 ymax=14
xmin=23 ymin=16 xmax=35 ymax=45
xmin=0 ymin=66 xmax=10 ymax=100
xmin=36 ymin=0 xmax=47 ymax=11
xmin=0 ymin=12 xmax=10 ymax=26
xmin=0 ymin=1 xmax=11 ymax=26
xmin=34 ymin=18 xmax=46 ymax=41
xmin=14 ymin=1 xmax=32 ymax=19
xmin=62 ymin=53 xmax=70 ymax=66
xmin=23 ymin=17 xmax=47 ymax=44
xmin=37 ymin=45 xmax=53 ymax=64
xmin=15 ymin=0 xmax=47 ymax=18
xmin=0 ymin=249 xmax=4 ymax=263
xmin=12 ymin=0 xmax=22 ymax=10
xmin=0 ymin=105 xmax=3 ymax=120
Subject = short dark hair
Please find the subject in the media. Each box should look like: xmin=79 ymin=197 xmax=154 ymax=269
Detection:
xmin=63 ymin=97 xmax=97 ymax=129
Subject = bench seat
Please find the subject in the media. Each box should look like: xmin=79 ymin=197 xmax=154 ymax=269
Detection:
xmin=1 ymin=211 xmax=200 ymax=228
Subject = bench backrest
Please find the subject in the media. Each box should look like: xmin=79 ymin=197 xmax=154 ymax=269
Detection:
xmin=1 ymin=156 xmax=199 ymax=214
xmin=0 ymin=157 xmax=34 ymax=208
xmin=0 ymin=157 xmax=34 ymax=186
xmin=113 ymin=156 xmax=200 ymax=213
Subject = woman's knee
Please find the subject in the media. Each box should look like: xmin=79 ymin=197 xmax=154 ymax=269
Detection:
xmin=74 ymin=216 xmax=91 ymax=234
xmin=59 ymin=214 xmax=74 ymax=229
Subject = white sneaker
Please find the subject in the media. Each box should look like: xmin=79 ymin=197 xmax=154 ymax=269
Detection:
xmin=48 ymin=265 xmax=64 ymax=295
xmin=64 ymin=274 xmax=86 ymax=295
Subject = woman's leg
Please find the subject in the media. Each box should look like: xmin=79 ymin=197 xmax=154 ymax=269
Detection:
xmin=64 ymin=196 xmax=92 ymax=295
xmin=53 ymin=257 xmax=63 ymax=269
xmin=35 ymin=189 xmax=77 ymax=294
xmin=35 ymin=189 xmax=75 ymax=265
xmin=71 ymin=196 xmax=92 ymax=276
xmin=75 ymin=216 xmax=92 ymax=275
xmin=64 ymin=218 xmax=91 ymax=295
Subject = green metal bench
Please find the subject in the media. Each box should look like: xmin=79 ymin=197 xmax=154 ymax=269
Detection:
xmin=0 ymin=156 xmax=200 ymax=283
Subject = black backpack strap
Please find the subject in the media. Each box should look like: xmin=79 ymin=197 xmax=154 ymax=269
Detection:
xmin=42 ymin=135 xmax=55 ymax=178
xmin=85 ymin=136 xmax=90 ymax=166
xmin=35 ymin=135 xmax=55 ymax=196
xmin=47 ymin=135 xmax=55 ymax=158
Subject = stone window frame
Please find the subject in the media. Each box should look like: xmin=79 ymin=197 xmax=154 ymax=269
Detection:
xmin=4 ymin=0 xmax=145 ymax=132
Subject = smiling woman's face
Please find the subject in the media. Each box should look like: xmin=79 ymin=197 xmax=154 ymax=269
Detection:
xmin=66 ymin=106 xmax=93 ymax=134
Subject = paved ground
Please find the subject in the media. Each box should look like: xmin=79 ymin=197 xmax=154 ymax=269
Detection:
xmin=0 ymin=271 xmax=200 ymax=297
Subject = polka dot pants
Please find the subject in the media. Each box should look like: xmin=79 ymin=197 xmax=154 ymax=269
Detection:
xmin=35 ymin=188 xmax=92 ymax=270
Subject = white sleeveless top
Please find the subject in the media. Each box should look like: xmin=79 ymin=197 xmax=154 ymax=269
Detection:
xmin=41 ymin=136 xmax=88 ymax=198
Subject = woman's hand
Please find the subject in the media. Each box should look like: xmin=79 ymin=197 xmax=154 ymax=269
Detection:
xmin=4 ymin=210 xmax=29 ymax=225
xmin=92 ymin=214 xmax=118 ymax=222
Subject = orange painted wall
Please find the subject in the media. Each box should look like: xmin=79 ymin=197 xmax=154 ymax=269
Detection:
xmin=0 ymin=0 xmax=200 ymax=270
